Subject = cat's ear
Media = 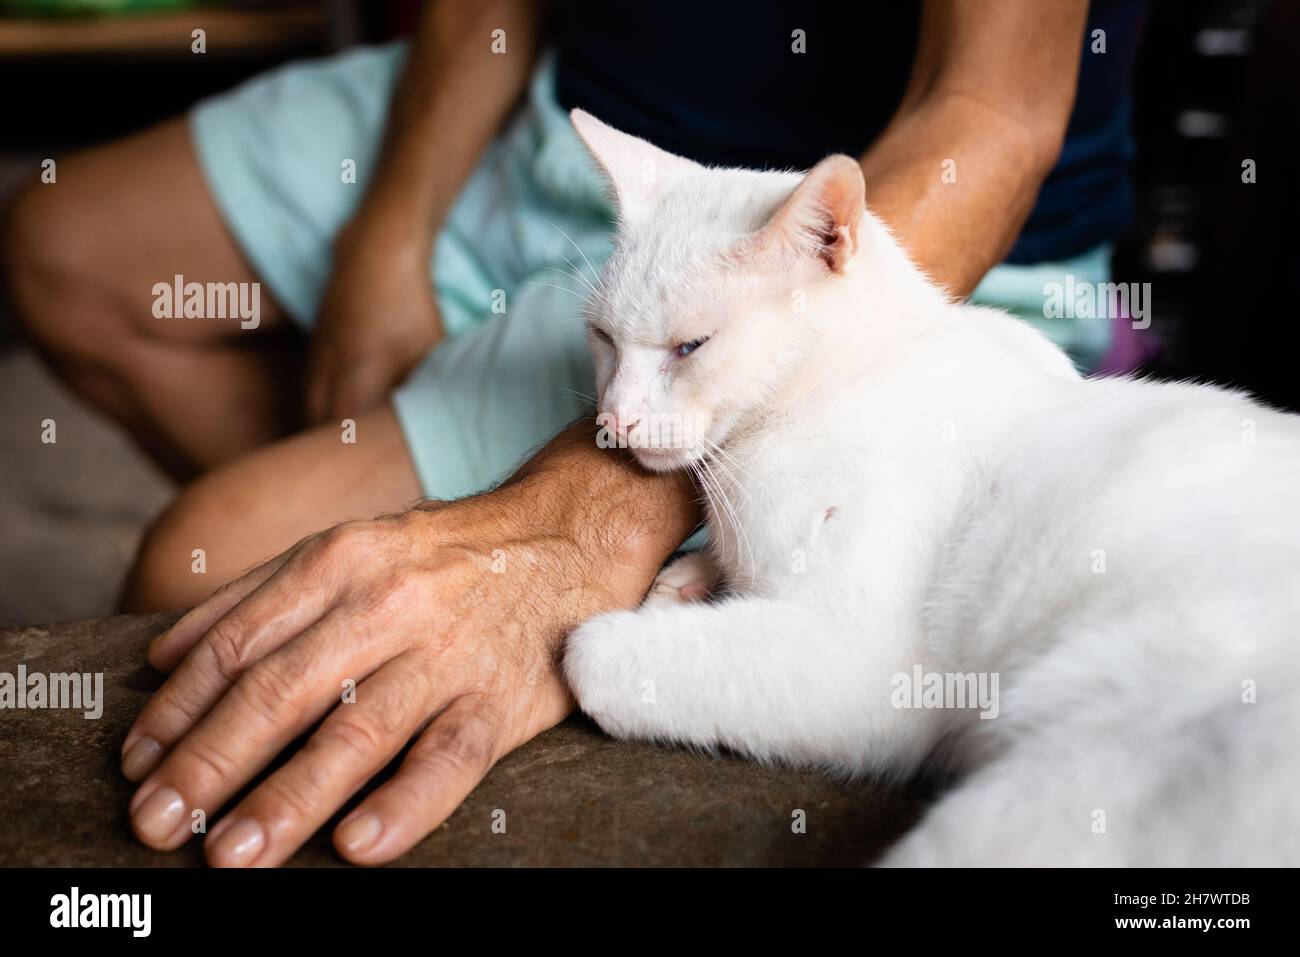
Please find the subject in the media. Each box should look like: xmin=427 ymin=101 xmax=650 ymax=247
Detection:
xmin=753 ymin=155 xmax=866 ymax=274
xmin=571 ymin=109 xmax=695 ymax=223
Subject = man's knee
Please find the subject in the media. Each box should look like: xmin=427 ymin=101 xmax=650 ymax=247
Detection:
xmin=122 ymin=483 xmax=228 ymax=613
xmin=3 ymin=176 xmax=125 ymax=360
xmin=5 ymin=180 xmax=83 ymax=349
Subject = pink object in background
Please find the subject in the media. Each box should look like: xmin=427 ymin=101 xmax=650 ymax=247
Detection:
xmin=1096 ymin=308 xmax=1161 ymax=376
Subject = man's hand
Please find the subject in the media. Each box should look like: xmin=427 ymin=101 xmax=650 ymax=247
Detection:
xmin=303 ymin=0 xmax=548 ymax=423
xmin=305 ymin=216 xmax=442 ymax=424
xmin=119 ymin=423 xmax=699 ymax=866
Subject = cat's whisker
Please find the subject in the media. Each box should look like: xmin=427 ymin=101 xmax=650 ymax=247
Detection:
xmin=691 ymin=460 xmax=728 ymax=547
xmin=699 ymin=447 xmax=760 ymax=514
xmin=542 ymin=262 xmax=598 ymax=300
xmin=560 ymin=255 xmax=600 ymax=296
xmin=695 ymin=437 xmax=769 ymax=523
xmin=686 ymin=460 xmax=718 ymax=516
xmin=702 ymin=438 xmax=773 ymax=499
xmin=685 ymin=460 xmax=711 ymax=510
xmin=551 ymin=384 xmax=598 ymax=405
xmin=697 ymin=455 xmax=756 ymax=586
xmin=538 ymin=215 xmax=603 ymax=287
xmin=521 ymin=280 xmax=590 ymax=303
xmin=538 ymin=266 xmax=599 ymax=301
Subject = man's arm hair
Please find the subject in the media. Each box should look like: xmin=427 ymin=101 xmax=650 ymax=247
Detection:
xmin=434 ymin=421 xmax=703 ymax=604
xmin=859 ymin=0 xmax=1090 ymax=296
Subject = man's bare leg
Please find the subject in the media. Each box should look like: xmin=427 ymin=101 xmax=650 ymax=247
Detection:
xmin=2 ymin=118 xmax=302 ymax=480
xmin=121 ymin=402 xmax=423 ymax=612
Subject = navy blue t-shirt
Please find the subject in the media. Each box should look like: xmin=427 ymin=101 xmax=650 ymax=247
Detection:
xmin=554 ymin=1 xmax=1145 ymax=265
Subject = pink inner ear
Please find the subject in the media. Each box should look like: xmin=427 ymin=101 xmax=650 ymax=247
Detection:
xmin=758 ymin=155 xmax=866 ymax=273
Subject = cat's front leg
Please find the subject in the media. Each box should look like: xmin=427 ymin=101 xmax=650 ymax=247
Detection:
xmin=565 ymin=598 xmax=936 ymax=774
xmin=565 ymin=605 xmax=701 ymax=741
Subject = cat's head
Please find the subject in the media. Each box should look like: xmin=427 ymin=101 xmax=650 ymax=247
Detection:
xmin=572 ymin=110 xmax=866 ymax=472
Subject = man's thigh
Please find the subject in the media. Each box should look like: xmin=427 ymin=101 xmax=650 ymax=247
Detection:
xmin=24 ymin=116 xmax=289 ymax=345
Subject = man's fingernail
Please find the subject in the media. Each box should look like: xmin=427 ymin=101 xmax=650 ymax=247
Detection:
xmin=337 ymin=813 xmax=383 ymax=853
xmin=132 ymin=786 xmax=186 ymax=845
xmin=121 ymin=737 xmax=162 ymax=782
xmin=208 ymin=818 xmax=266 ymax=867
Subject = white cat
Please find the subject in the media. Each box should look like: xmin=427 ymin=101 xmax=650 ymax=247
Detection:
xmin=563 ymin=110 xmax=1300 ymax=866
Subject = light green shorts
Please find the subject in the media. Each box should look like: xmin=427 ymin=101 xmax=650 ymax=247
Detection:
xmin=191 ymin=42 xmax=1111 ymax=499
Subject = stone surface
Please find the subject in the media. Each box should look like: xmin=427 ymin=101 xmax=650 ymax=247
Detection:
xmin=0 ymin=613 xmax=927 ymax=867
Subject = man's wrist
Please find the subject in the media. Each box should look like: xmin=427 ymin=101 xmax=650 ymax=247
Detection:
xmin=336 ymin=183 xmax=443 ymax=267
xmin=506 ymin=422 xmax=701 ymax=598
xmin=503 ymin=463 xmax=676 ymax=600
xmin=409 ymin=421 xmax=699 ymax=613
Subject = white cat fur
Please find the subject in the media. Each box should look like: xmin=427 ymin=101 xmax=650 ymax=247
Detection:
xmin=564 ymin=110 xmax=1300 ymax=866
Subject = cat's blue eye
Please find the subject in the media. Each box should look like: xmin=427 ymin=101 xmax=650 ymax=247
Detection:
xmin=674 ymin=336 xmax=710 ymax=359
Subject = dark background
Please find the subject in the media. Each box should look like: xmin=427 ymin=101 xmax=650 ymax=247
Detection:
xmin=3 ymin=1 xmax=1296 ymax=398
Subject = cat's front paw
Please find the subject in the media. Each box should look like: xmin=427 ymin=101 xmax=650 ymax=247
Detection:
xmin=644 ymin=550 xmax=717 ymax=606
xmin=564 ymin=610 xmax=653 ymax=739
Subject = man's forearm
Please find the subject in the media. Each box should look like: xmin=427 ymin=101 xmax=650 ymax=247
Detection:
xmin=860 ymin=95 xmax=1058 ymax=296
xmin=352 ymin=0 xmax=547 ymax=251
xmin=861 ymin=0 xmax=1088 ymax=296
